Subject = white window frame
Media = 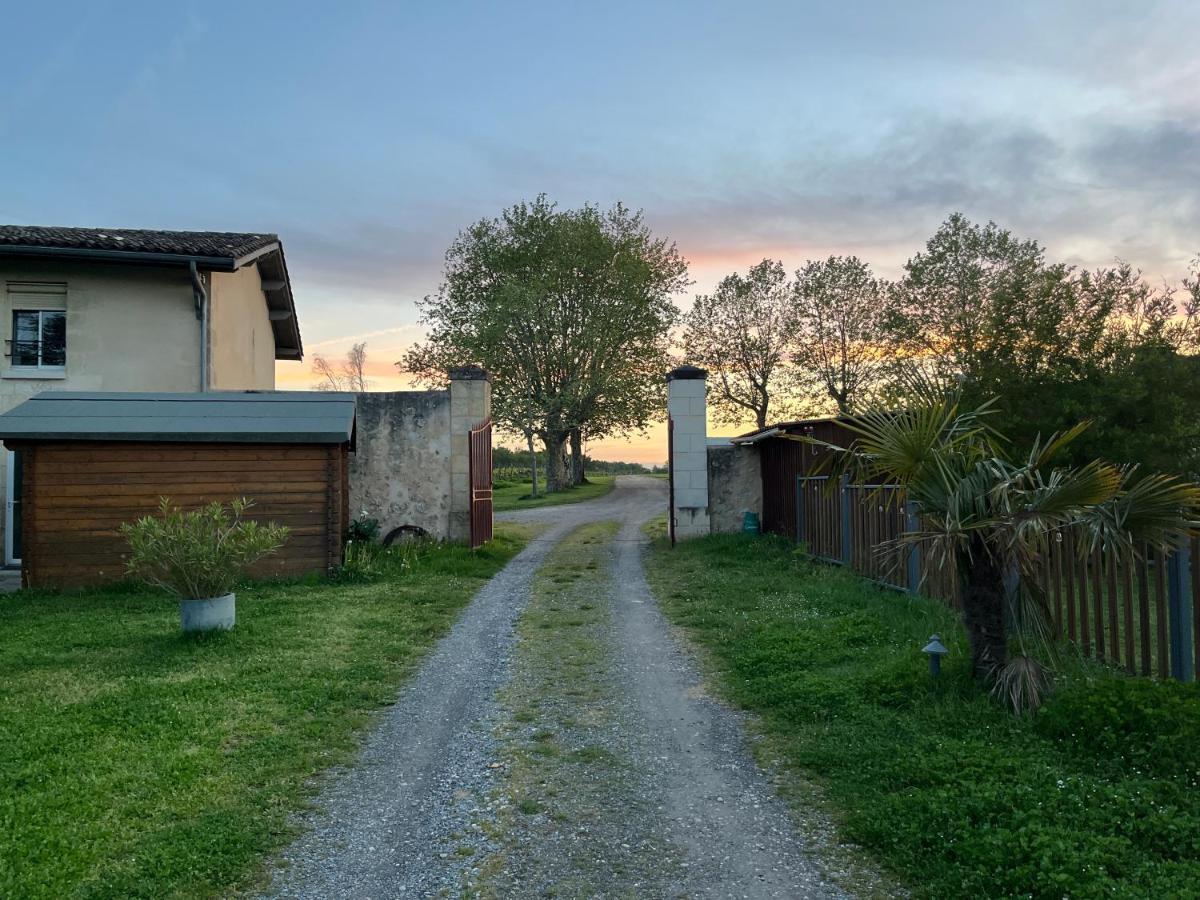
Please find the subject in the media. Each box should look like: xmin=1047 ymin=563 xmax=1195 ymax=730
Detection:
xmin=4 ymin=282 xmax=67 ymax=380
xmin=10 ymin=309 xmax=66 ymax=370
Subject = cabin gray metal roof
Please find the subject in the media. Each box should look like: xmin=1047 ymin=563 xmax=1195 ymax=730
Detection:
xmin=0 ymin=391 xmax=356 ymax=444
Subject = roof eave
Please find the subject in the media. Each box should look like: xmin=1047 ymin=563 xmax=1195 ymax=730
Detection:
xmin=729 ymin=427 xmax=780 ymax=445
xmin=250 ymin=243 xmax=303 ymax=361
xmin=0 ymin=243 xmax=240 ymax=270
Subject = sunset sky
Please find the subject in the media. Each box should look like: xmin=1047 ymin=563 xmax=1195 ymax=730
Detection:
xmin=3 ymin=2 xmax=1198 ymax=463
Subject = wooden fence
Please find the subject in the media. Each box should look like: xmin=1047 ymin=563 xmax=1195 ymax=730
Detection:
xmin=795 ymin=475 xmax=1198 ymax=682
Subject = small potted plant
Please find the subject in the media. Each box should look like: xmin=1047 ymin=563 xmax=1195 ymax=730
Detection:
xmin=121 ymin=498 xmax=289 ymax=633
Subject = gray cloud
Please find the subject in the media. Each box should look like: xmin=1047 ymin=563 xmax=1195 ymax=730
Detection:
xmin=639 ymin=113 xmax=1199 ymax=281
xmin=277 ymin=110 xmax=1200 ymax=308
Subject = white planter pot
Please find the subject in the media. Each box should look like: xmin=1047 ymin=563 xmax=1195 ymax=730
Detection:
xmin=179 ymin=593 xmax=236 ymax=633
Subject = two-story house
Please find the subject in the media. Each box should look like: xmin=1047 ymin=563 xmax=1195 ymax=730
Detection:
xmin=0 ymin=225 xmax=304 ymax=566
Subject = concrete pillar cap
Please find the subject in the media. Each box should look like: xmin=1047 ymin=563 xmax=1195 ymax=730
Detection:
xmin=448 ymin=364 xmax=490 ymax=382
xmin=666 ymin=364 xmax=708 ymax=382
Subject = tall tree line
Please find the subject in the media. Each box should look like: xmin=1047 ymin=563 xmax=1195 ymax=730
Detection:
xmin=684 ymin=213 xmax=1200 ymax=476
xmin=406 ymin=202 xmax=1200 ymax=489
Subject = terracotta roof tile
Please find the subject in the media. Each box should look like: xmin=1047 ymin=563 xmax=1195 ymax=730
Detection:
xmin=0 ymin=225 xmax=278 ymax=259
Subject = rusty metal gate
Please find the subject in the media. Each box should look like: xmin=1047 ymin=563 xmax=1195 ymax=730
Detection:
xmin=468 ymin=417 xmax=493 ymax=549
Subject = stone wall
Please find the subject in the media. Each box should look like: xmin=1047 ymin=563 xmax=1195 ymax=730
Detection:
xmin=349 ymin=390 xmax=453 ymax=540
xmin=348 ymin=366 xmax=491 ymax=543
xmin=707 ymin=442 xmax=763 ymax=533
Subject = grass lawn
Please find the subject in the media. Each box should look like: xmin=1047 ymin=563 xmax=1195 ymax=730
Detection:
xmin=0 ymin=526 xmax=530 ymax=900
xmin=644 ymin=531 xmax=1200 ymax=899
xmin=493 ymin=474 xmax=615 ymax=512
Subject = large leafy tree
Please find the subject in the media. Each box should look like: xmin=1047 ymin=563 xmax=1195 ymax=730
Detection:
xmin=402 ymin=197 xmax=685 ymax=492
xmin=1062 ymin=262 xmax=1200 ymax=475
xmin=887 ymin=215 xmax=1200 ymax=477
xmin=888 ymin=213 xmax=1105 ymax=395
xmin=816 ymin=398 xmax=1200 ymax=703
xmin=790 ymin=255 xmax=892 ymax=414
xmin=681 ymin=259 xmax=796 ymax=429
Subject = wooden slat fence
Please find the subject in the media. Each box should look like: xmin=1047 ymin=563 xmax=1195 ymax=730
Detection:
xmin=794 ymin=476 xmax=1197 ymax=682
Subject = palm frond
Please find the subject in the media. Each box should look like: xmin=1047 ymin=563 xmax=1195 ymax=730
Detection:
xmin=1084 ymin=471 xmax=1200 ymax=553
xmin=1017 ymin=459 xmax=1123 ymax=520
xmin=835 ymin=401 xmax=991 ymax=485
xmin=1026 ymin=420 xmax=1093 ymax=470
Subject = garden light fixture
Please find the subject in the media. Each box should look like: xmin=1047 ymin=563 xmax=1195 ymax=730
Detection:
xmin=922 ymin=634 xmax=949 ymax=678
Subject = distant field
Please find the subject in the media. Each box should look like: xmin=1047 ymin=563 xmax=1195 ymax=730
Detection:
xmin=493 ymin=475 xmax=615 ymax=511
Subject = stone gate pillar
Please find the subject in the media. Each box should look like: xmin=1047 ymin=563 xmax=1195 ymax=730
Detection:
xmin=667 ymin=365 xmax=710 ymax=540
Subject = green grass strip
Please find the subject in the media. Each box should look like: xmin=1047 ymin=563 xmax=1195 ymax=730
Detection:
xmin=492 ymin=475 xmax=615 ymax=511
xmin=644 ymin=531 xmax=1200 ymax=899
xmin=0 ymin=526 xmax=530 ymax=900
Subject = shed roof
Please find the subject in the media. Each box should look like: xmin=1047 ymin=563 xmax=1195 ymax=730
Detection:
xmin=732 ymin=415 xmax=863 ymax=440
xmin=0 ymin=392 xmax=356 ymax=445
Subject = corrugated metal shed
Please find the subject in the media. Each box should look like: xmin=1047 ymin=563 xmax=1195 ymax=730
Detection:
xmin=0 ymin=392 xmax=356 ymax=445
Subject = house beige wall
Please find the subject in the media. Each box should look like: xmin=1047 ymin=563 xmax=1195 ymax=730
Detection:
xmin=0 ymin=258 xmax=279 ymax=563
xmin=0 ymin=260 xmax=202 ymax=409
xmin=208 ymin=265 xmax=276 ymax=390
xmin=0 ymin=260 xmax=203 ymax=563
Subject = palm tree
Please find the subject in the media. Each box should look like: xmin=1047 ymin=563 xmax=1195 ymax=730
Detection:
xmin=811 ymin=398 xmax=1200 ymax=686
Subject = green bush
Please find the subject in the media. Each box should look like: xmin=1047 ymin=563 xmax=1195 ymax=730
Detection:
xmin=346 ymin=512 xmax=381 ymax=544
xmin=1036 ymin=676 xmax=1200 ymax=779
xmin=121 ymin=498 xmax=289 ymax=599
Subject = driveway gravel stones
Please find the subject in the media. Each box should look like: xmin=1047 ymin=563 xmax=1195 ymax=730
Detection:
xmin=260 ymin=476 xmax=854 ymax=898
xmin=470 ymin=521 xmax=690 ymax=897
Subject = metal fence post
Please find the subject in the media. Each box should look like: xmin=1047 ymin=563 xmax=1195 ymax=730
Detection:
xmin=1167 ymin=542 xmax=1194 ymax=681
xmin=905 ymin=499 xmax=920 ymax=594
xmin=840 ymin=473 xmax=852 ymax=567
xmin=795 ymin=476 xmax=804 ymax=547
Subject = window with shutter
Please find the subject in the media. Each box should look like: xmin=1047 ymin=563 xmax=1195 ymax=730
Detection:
xmin=6 ymin=283 xmax=67 ymax=372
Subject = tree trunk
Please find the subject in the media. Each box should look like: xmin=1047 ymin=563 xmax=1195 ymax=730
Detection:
xmin=570 ymin=427 xmax=585 ymax=485
xmin=961 ymin=540 xmax=1008 ymax=680
xmin=544 ymin=431 xmax=570 ymax=493
xmin=526 ymin=430 xmax=539 ymax=498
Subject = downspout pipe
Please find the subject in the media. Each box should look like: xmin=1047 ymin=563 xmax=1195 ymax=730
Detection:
xmin=190 ymin=261 xmax=208 ymax=392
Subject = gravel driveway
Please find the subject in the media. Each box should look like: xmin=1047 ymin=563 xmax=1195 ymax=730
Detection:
xmin=261 ymin=475 xmax=846 ymax=898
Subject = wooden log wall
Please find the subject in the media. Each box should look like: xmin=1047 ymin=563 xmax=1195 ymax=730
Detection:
xmin=16 ymin=441 xmax=348 ymax=589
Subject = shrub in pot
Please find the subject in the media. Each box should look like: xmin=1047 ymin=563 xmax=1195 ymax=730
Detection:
xmin=121 ymin=498 xmax=289 ymax=633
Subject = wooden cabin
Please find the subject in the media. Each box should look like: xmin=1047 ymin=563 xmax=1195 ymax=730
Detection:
xmin=0 ymin=391 xmax=356 ymax=589
xmin=732 ymin=417 xmax=862 ymax=541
